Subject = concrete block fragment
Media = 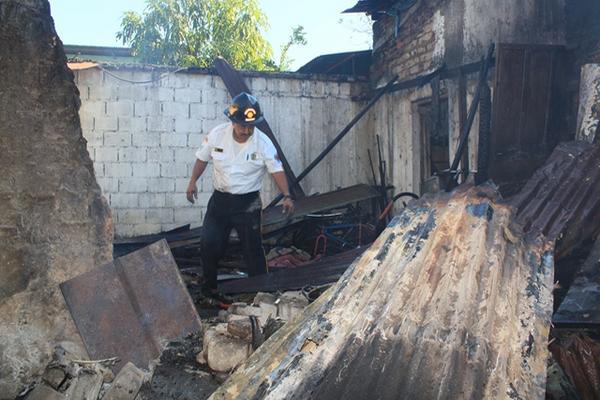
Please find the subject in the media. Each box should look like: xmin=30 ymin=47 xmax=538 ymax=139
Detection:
xmin=227 ymin=317 xmax=253 ymax=342
xmin=253 ymin=292 xmax=277 ymax=306
xmin=25 ymin=383 xmax=65 ymax=400
xmin=42 ymin=367 xmax=66 ymax=390
xmin=64 ymin=369 xmax=103 ymax=400
xmin=100 ymin=361 xmax=146 ymax=400
xmin=204 ymin=331 xmax=252 ymax=372
xmin=129 ymin=117 xmax=147 ymax=132
xmin=276 ymin=292 xmax=309 ymax=322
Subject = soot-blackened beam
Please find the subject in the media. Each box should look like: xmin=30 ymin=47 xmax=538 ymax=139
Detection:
xmin=213 ymin=57 xmax=305 ymax=198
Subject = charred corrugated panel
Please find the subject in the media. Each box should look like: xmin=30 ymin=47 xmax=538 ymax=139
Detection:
xmin=510 ymin=141 xmax=600 ymax=258
xmin=209 ymin=185 xmax=554 ymax=400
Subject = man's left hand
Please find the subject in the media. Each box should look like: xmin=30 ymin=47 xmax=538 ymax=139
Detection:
xmin=282 ymin=197 xmax=294 ymax=214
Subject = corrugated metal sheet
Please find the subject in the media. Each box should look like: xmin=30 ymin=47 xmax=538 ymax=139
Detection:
xmin=509 ymin=141 xmax=600 ymax=258
xmin=209 ymin=184 xmax=555 ymax=399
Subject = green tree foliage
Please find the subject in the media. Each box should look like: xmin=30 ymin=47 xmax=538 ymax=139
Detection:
xmin=278 ymin=25 xmax=307 ymax=71
xmin=117 ymin=0 xmax=277 ymax=70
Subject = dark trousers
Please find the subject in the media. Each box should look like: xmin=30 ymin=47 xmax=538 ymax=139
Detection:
xmin=201 ymin=190 xmax=267 ymax=290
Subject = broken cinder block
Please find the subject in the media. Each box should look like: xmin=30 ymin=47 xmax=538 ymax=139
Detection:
xmin=101 ymin=361 xmax=146 ymax=400
xmin=203 ymin=329 xmax=252 ymax=372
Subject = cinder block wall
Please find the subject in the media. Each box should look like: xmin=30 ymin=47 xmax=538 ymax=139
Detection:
xmin=74 ymin=66 xmax=370 ymax=237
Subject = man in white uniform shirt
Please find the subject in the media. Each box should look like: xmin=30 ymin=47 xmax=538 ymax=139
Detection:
xmin=186 ymin=92 xmax=294 ymax=296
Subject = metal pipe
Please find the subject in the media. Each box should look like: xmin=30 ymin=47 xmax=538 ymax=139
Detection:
xmin=267 ymin=75 xmax=398 ymax=208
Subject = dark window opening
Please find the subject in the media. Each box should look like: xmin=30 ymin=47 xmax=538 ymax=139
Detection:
xmin=417 ymin=98 xmax=449 ymax=184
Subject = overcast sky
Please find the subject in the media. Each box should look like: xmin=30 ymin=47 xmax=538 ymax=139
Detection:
xmin=49 ymin=0 xmax=372 ymax=70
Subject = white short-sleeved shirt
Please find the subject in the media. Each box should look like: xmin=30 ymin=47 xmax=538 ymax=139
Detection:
xmin=196 ymin=123 xmax=284 ymax=194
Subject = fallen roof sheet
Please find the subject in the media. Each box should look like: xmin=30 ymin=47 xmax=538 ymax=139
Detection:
xmin=553 ymin=235 xmax=600 ymax=327
xmin=509 ymin=141 xmax=600 ymax=257
xmin=210 ymin=184 xmax=555 ymax=399
xmin=550 ymin=334 xmax=600 ymax=400
xmin=60 ymin=240 xmax=202 ymax=373
xmin=218 ymin=247 xmax=366 ymax=294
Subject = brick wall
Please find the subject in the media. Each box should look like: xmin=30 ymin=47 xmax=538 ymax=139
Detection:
xmin=74 ymin=66 xmax=370 ymax=237
xmin=371 ymin=0 xmax=444 ymax=84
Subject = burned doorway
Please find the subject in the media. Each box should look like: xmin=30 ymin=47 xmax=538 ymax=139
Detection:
xmin=414 ymin=97 xmax=449 ymax=193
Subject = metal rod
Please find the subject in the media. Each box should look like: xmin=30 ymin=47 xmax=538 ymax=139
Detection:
xmin=448 ymin=44 xmax=495 ymax=188
xmin=267 ymin=75 xmax=398 ymax=208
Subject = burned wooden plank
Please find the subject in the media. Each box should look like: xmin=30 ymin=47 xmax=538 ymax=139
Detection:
xmin=210 ymin=185 xmax=555 ymax=399
xmin=60 ymin=240 xmax=202 ymax=373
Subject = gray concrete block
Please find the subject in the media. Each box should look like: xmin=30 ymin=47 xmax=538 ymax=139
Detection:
xmin=104 ymin=163 xmax=132 ymax=177
xmin=103 ymin=132 xmax=131 ymax=147
xmin=25 ymin=383 xmax=65 ymax=400
xmin=138 ymin=193 xmax=167 ymax=208
xmin=145 ymin=208 xmax=174 ymax=224
xmin=118 ymin=178 xmax=148 ymax=193
xmin=100 ymin=362 xmax=145 ymax=400
xmin=160 ymin=162 xmax=188 ymax=177
xmin=160 ymin=133 xmax=188 ymax=147
xmin=203 ymin=329 xmax=251 ymax=373
xmin=132 ymin=163 xmax=160 ymax=178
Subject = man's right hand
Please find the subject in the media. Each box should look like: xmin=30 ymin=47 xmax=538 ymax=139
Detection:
xmin=186 ymin=182 xmax=198 ymax=204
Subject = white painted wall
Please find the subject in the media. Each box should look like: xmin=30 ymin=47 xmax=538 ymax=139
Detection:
xmin=74 ymin=66 xmax=371 ymax=237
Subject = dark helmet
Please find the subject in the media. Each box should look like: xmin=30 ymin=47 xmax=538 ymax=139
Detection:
xmin=224 ymin=92 xmax=265 ymax=126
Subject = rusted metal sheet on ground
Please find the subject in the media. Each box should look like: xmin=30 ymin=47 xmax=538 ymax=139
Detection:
xmin=210 ymin=184 xmax=555 ymax=399
xmin=263 ymin=184 xmax=380 ymax=234
xmin=509 ymin=140 xmax=600 ymax=258
xmin=213 ymin=57 xmax=304 ymax=198
xmin=490 ymin=44 xmax=568 ymax=195
xmin=60 ymin=240 xmax=202 ymax=372
xmin=219 ymin=247 xmax=366 ymax=294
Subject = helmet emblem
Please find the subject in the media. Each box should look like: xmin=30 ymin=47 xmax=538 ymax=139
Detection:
xmin=244 ymin=108 xmax=257 ymax=122
xmin=228 ymin=105 xmax=238 ymax=116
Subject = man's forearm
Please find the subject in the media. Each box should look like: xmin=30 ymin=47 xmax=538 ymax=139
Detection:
xmin=190 ymin=159 xmax=208 ymax=183
xmin=271 ymin=171 xmax=291 ymax=196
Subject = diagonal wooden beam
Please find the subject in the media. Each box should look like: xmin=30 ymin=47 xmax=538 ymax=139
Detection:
xmin=213 ymin=57 xmax=305 ymax=199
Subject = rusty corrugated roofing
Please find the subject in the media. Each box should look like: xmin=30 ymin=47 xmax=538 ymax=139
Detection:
xmin=509 ymin=141 xmax=600 ymax=258
xmin=210 ymin=185 xmax=554 ymax=399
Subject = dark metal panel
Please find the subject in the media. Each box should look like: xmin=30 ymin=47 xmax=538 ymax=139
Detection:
xmin=263 ymin=184 xmax=381 ymax=231
xmin=219 ymin=247 xmax=365 ymax=294
xmin=60 ymin=240 xmax=202 ymax=372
